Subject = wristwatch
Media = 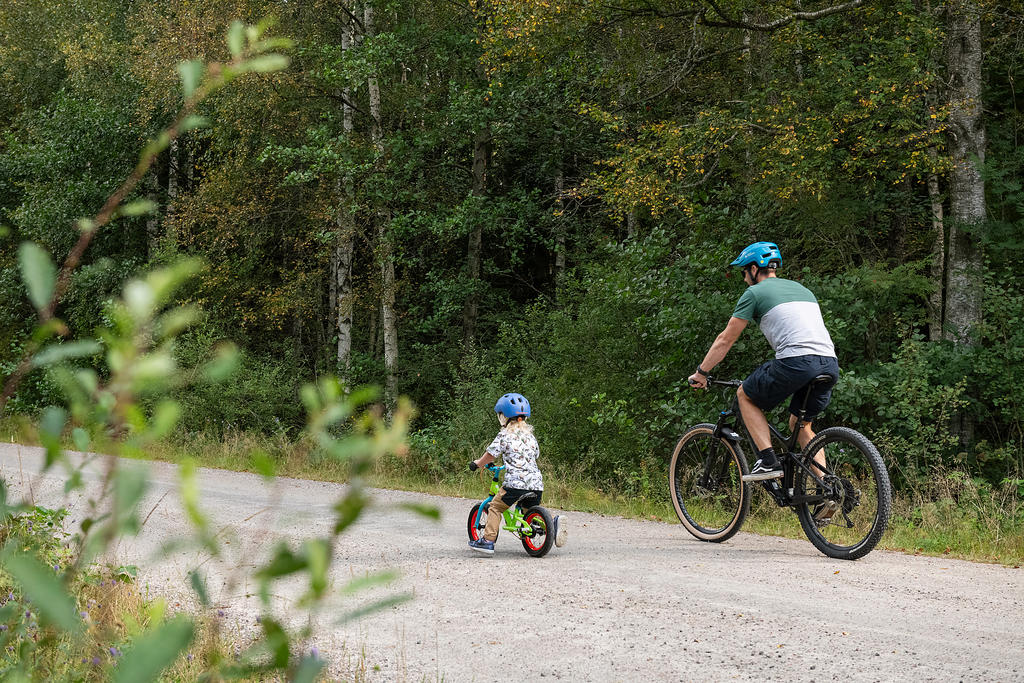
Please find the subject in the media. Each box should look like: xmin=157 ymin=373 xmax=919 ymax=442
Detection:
xmin=695 ymin=365 xmax=709 ymax=378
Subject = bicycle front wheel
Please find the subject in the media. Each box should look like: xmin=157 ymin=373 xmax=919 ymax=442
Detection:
xmin=467 ymin=502 xmax=488 ymax=542
xmin=668 ymin=423 xmax=751 ymax=542
xmin=795 ymin=427 xmax=892 ymax=560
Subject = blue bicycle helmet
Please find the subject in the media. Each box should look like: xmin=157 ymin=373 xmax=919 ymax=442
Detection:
xmin=495 ymin=393 xmax=531 ymax=419
xmin=730 ymin=241 xmax=782 ymax=269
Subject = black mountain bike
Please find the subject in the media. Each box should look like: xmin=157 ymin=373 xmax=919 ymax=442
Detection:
xmin=669 ymin=375 xmax=892 ymax=560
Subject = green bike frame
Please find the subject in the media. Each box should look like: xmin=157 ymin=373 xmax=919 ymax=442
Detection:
xmin=472 ymin=464 xmax=534 ymax=536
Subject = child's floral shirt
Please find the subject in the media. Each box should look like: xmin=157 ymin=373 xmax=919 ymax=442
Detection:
xmin=486 ymin=428 xmax=543 ymax=491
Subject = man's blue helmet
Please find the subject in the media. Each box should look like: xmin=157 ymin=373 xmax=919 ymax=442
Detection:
xmin=495 ymin=393 xmax=531 ymax=419
xmin=730 ymin=241 xmax=782 ymax=269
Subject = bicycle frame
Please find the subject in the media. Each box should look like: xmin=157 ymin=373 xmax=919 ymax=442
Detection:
xmin=705 ymin=378 xmax=834 ymax=508
xmin=471 ymin=464 xmax=535 ymax=535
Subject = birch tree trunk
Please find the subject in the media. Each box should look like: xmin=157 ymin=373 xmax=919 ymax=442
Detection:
xmin=943 ymin=0 xmax=986 ymax=347
xmin=927 ymin=147 xmax=946 ymax=342
xmin=366 ymin=2 xmax=399 ymax=413
xmin=554 ymin=160 xmax=566 ymax=290
xmin=334 ymin=16 xmax=357 ymax=381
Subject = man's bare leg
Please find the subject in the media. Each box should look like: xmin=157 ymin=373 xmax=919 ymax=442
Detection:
xmin=737 ymin=386 xmax=771 ymax=451
xmin=789 ymin=414 xmax=824 ymax=476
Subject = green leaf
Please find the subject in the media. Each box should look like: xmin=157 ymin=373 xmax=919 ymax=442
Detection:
xmin=292 ymin=656 xmax=325 ymax=683
xmin=71 ymin=427 xmax=90 ymax=451
xmin=202 ymin=342 xmax=239 ymax=382
xmin=243 ymin=54 xmax=289 ymax=73
xmin=18 ymin=242 xmax=56 ymax=313
xmin=251 ymin=450 xmax=276 ymax=480
xmin=260 ymin=617 xmax=290 ymax=668
xmin=113 ymin=616 xmax=194 ymax=683
xmin=339 ymin=569 xmax=400 ymax=596
xmin=177 ymin=59 xmax=204 ymax=98
xmin=189 ymin=570 xmax=209 ymax=606
xmin=305 ymin=539 xmax=329 ymax=599
xmin=119 ymin=199 xmax=158 ymax=217
xmin=32 ymin=340 xmax=101 ymax=368
xmin=396 ymin=503 xmax=440 ymax=521
xmin=181 ymin=115 xmax=210 ymax=133
xmin=332 ymin=489 xmax=367 ymax=534
xmin=39 ymin=406 xmax=67 ymax=468
xmin=256 ymin=543 xmax=306 ymax=582
xmin=150 ymin=400 xmax=181 ymax=439
xmin=115 ymin=565 xmax=138 ymax=583
xmin=336 ymin=593 xmax=413 ymax=625
xmin=227 ymin=20 xmax=245 ymax=57
xmin=2 ymin=549 xmax=81 ymax=633
xmin=114 ymin=466 xmax=148 ymax=534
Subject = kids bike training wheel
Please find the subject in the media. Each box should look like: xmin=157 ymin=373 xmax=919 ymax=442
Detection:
xmin=668 ymin=423 xmax=751 ymax=542
xmin=520 ymin=506 xmax=554 ymax=558
xmin=467 ymin=502 xmax=489 ymax=542
xmin=794 ymin=426 xmax=892 ymax=560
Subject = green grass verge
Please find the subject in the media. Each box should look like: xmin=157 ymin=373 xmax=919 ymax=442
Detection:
xmin=2 ymin=418 xmax=1021 ymax=566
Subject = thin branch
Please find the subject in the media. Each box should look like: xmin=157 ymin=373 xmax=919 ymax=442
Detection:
xmin=0 ymin=56 xmax=254 ymax=416
xmin=701 ymin=0 xmax=867 ymax=31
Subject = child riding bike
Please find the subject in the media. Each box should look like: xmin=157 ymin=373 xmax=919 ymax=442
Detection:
xmin=468 ymin=392 xmax=566 ymax=555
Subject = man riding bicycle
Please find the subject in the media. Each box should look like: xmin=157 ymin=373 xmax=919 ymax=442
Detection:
xmin=687 ymin=242 xmax=839 ymax=483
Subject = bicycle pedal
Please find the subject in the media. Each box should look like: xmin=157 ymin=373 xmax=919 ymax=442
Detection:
xmin=813 ymin=500 xmax=840 ymax=527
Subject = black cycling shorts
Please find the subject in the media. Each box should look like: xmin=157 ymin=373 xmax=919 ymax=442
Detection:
xmin=500 ymin=488 xmax=542 ymax=508
xmin=742 ymin=355 xmax=840 ymax=419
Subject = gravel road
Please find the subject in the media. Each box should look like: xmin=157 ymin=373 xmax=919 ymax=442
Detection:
xmin=1 ymin=442 xmax=1021 ymax=682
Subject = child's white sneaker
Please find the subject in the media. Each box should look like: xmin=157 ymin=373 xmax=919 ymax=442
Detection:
xmin=553 ymin=515 xmax=567 ymax=547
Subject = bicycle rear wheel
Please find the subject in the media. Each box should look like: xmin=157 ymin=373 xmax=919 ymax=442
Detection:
xmin=520 ymin=507 xmax=554 ymax=557
xmin=669 ymin=423 xmax=750 ymax=542
xmin=794 ymin=427 xmax=892 ymax=560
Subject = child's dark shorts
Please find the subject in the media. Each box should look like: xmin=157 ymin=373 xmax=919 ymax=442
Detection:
xmin=742 ymin=354 xmax=840 ymax=419
xmin=500 ymin=487 xmax=542 ymax=508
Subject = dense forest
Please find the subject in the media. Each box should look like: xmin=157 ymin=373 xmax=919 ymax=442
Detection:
xmin=1 ymin=0 xmax=1022 ymax=495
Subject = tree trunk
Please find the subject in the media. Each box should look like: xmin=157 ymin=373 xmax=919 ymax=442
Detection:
xmin=334 ymin=18 xmax=357 ymax=382
xmin=943 ymin=0 xmax=986 ymax=347
xmin=943 ymin=0 xmax=987 ymax=449
xmin=554 ymin=161 xmax=566 ymax=291
xmin=927 ymin=147 xmax=946 ymax=342
xmin=366 ymin=2 xmax=398 ymax=413
xmin=462 ymin=126 xmax=490 ymax=351
xmin=145 ymin=157 xmax=162 ymax=260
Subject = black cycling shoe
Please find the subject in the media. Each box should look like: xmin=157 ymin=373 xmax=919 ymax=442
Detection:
xmin=742 ymin=458 xmax=784 ymax=481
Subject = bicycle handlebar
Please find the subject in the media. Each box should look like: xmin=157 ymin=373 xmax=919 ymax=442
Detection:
xmin=688 ymin=376 xmax=742 ymax=389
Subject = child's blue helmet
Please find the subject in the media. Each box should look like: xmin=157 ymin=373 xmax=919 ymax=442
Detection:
xmin=495 ymin=393 xmax=531 ymax=419
xmin=730 ymin=241 xmax=782 ymax=269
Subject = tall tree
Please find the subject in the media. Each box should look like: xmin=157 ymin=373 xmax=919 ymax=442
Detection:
xmin=943 ymin=0 xmax=987 ymax=345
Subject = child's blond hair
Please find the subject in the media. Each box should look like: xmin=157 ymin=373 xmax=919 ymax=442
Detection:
xmin=503 ymin=417 xmax=533 ymax=435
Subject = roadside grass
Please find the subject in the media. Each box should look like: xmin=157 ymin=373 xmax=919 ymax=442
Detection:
xmin=1 ymin=418 xmax=1021 ymax=566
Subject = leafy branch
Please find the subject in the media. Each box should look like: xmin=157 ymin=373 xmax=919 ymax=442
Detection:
xmin=0 ymin=19 xmax=293 ymax=418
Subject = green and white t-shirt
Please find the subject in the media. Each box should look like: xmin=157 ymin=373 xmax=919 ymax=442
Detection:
xmin=732 ymin=277 xmax=836 ymax=360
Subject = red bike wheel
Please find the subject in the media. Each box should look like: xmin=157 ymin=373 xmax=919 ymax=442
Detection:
xmin=467 ymin=502 xmax=489 ymax=542
xmin=520 ymin=507 xmax=554 ymax=557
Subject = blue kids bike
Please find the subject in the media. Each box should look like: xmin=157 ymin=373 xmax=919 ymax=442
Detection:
xmin=467 ymin=464 xmax=556 ymax=557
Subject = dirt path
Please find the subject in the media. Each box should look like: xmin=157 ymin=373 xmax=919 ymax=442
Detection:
xmin=1 ymin=443 xmax=1021 ymax=682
